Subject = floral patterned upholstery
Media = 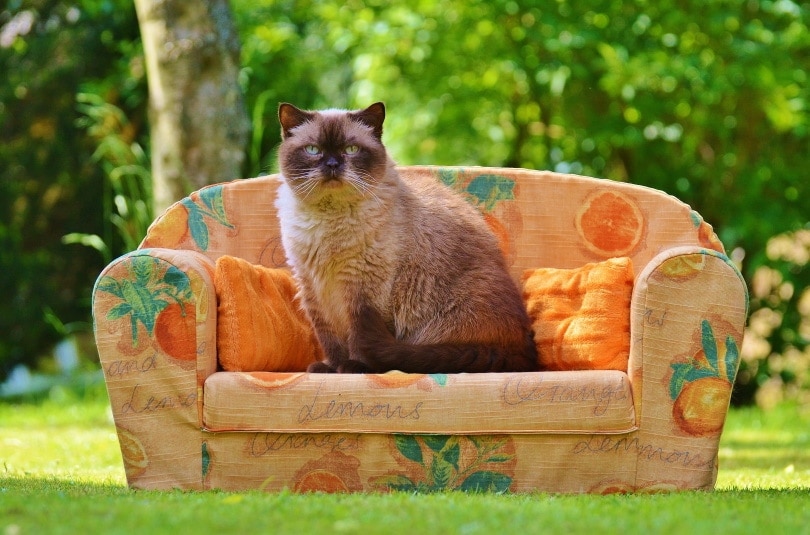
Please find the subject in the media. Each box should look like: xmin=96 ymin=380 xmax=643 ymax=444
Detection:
xmin=92 ymin=166 xmax=748 ymax=493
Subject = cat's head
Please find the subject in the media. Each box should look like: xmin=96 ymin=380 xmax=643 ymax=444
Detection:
xmin=277 ymin=102 xmax=390 ymax=203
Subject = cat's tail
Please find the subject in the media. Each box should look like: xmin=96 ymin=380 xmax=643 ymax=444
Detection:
xmin=350 ymin=305 xmax=539 ymax=374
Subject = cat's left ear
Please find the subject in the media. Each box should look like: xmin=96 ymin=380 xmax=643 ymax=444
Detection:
xmin=352 ymin=102 xmax=385 ymax=140
xmin=279 ymin=103 xmax=314 ymax=139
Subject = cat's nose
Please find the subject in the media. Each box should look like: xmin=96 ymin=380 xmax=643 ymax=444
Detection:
xmin=325 ymin=156 xmax=341 ymax=169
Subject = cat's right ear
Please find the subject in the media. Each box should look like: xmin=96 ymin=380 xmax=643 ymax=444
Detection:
xmin=352 ymin=102 xmax=385 ymax=140
xmin=279 ymin=103 xmax=314 ymax=139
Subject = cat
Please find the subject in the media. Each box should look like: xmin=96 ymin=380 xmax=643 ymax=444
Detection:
xmin=275 ymin=102 xmax=538 ymax=374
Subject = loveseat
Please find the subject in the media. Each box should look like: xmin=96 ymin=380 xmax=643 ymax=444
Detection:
xmin=92 ymin=166 xmax=748 ymax=493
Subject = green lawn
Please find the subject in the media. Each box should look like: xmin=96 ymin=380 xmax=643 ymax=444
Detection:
xmin=1 ymin=384 xmax=808 ymax=534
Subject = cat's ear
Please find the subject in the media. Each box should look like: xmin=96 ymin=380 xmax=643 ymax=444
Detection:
xmin=279 ymin=103 xmax=314 ymax=139
xmin=351 ymin=102 xmax=385 ymax=140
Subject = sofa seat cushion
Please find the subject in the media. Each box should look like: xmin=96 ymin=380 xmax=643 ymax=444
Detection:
xmin=202 ymin=370 xmax=637 ymax=435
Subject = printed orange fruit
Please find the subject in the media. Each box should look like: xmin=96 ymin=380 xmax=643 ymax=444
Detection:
xmin=292 ymin=452 xmax=362 ymax=492
xmin=141 ymin=204 xmax=189 ymax=249
xmin=672 ymin=376 xmax=731 ymax=436
xmin=367 ymin=371 xmax=427 ymax=389
xmin=637 ymin=481 xmax=680 ymax=493
xmin=154 ymin=301 xmax=197 ymax=362
xmin=117 ymin=426 xmax=148 ymax=477
xmin=576 ymin=190 xmax=644 ymax=257
xmin=484 ymin=213 xmax=513 ymax=263
xmin=697 ymin=220 xmax=725 ymax=253
xmin=589 ymin=480 xmax=635 ymax=494
xmin=241 ymin=372 xmax=306 ymax=390
xmin=293 ymin=469 xmax=351 ymax=493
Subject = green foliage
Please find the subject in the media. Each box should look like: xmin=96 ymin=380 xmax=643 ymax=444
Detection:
xmin=0 ymin=1 xmax=145 ymax=380
xmin=74 ymin=91 xmax=153 ymax=257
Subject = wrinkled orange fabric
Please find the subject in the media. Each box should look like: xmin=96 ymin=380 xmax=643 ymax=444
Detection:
xmin=214 ymin=256 xmax=323 ymax=372
xmin=522 ymin=257 xmax=634 ymax=371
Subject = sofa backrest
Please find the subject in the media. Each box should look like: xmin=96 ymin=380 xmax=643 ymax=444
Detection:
xmin=139 ymin=166 xmax=724 ymax=282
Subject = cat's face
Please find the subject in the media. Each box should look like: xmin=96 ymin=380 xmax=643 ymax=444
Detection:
xmin=278 ymin=103 xmax=389 ymax=203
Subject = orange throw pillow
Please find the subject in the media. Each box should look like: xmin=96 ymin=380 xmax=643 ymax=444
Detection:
xmin=214 ymin=256 xmax=323 ymax=372
xmin=522 ymin=257 xmax=634 ymax=371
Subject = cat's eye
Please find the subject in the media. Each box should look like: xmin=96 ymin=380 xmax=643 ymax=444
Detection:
xmin=304 ymin=145 xmax=321 ymax=155
xmin=344 ymin=145 xmax=359 ymax=155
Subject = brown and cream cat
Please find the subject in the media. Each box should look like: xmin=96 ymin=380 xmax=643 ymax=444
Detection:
xmin=275 ymin=102 xmax=538 ymax=374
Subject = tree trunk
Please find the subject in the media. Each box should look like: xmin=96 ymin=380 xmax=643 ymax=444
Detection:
xmin=135 ymin=0 xmax=249 ymax=213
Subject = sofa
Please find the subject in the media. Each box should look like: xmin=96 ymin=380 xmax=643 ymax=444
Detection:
xmin=92 ymin=166 xmax=748 ymax=493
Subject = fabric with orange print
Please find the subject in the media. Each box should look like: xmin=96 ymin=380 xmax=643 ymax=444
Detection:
xmin=522 ymin=257 xmax=634 ymax=371
xmin=215 ymin=256 xmax=323 ymax=372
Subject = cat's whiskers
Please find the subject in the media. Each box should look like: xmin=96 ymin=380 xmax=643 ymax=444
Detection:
xmin=345 ymin=170 xmax=383 ymax=207
xmin=288 ymin=171 xmax=321 ymax=201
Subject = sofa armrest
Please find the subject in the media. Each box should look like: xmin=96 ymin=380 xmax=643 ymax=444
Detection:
xmin=628 ymin=246 xmax=748 ymax=490
xmin=93 ymin=248 xmax=217 ymax=489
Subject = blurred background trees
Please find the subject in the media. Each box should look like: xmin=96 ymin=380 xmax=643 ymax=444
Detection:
xmin=1 ymin=0 xmax=808 ymax=405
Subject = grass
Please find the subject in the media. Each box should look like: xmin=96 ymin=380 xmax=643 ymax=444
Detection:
xmin=1 ymin=383 xmax=809 ymax=535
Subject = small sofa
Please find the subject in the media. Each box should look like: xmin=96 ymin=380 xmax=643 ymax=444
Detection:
xmin=92 ymin=166 xmax=748 ymax=493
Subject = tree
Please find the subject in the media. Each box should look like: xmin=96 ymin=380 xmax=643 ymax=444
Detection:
xmin=134 ymin=0 xmax=249 ymax=212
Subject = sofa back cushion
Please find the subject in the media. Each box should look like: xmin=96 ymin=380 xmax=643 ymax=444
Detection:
xmin=523 ymin=257 xmax=634 ymax=371
xmin=139 ymin=167 xmax=725 ymax=283
xmin=215 ymin=255 xmax=322 ymax=372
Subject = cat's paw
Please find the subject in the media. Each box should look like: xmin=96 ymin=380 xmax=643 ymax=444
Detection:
xmin=307 ymin=361 xmax=336 ymax=373
xmin=337 ymin=360 xmax=373 ymax=374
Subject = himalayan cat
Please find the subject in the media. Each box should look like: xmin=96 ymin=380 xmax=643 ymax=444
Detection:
xmin=275 ymin=102 xmax=538 ymax=374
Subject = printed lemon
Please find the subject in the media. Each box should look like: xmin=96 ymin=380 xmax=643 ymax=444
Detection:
xmin=659 ymin=253 xmax=706 ymax=280
xmin=117 ymin=426 xmax=148 ymax=477
xmin=187 ymin=268 xmax=210 ymax=321
xmin=672 ymin=376 xmax=731 ymax=437
xmin=141 ymin=204 xmax=189 ymax=248
xmin=692 ymin=338 xmax=732 ymax=383
xmin=576 ymin=190 xmax=644 ymax=257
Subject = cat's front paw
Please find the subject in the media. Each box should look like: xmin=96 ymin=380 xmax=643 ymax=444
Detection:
xmin=337 ymin=360 xmax=373 ymax=374
xmin=307 ymin=361 xmax=336 ymax=373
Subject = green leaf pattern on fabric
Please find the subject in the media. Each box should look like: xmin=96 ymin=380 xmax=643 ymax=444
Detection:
xmin=669 ymin=319 xmax=741 ymax=400
xmin=723 ymin=336 xmax=740 ymax=383
xmin=429 ymin=373 xmax=448 ymax=386
xmin=394 ymin=434 xmax=423 ymax=464
xmin=180 ymin=185 xmax=233 ymax=251
xmin=466 ymin=174 xmax=515 ymax=212
xmin=96 ymin=255 xmax=194 ymax=348
xmin=374 ymin=435 xmax=514 ymax=493
xmin=435 ymin=168 xmax=515 ymax=214
xmin=202 ymin=441 xmax=211 ymax=479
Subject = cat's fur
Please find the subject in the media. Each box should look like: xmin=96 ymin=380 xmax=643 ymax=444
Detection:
xmin=275 ymin=102 xmax=538 ymax=373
